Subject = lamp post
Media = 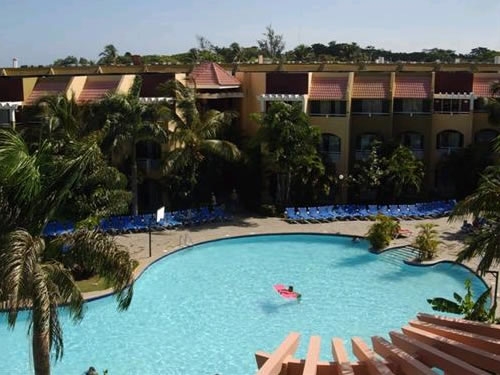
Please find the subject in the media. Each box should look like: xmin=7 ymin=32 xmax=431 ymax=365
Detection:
xmin=485 ymin=270 xmax=499 ymax=316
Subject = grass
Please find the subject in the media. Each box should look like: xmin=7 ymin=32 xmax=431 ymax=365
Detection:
xmin=76 ymin=259 xmax=139 ymax=293
xmin=76 ymin=276 xmax=111 ymax=293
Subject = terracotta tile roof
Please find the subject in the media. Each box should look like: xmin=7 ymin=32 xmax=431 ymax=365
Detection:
xmin=473 ymin=75 xmax=500 ymax=97
xmin=78 ymin=76 xmax=121 ymax=103
xmin=309 ymin=76 xmax=348 ymax=100
xmin=394 ymin=75 xmax=432 ymax=98
xmin=188 ymin=62 xmax=241 ymax=88
xmin=25 ymin=77 xmax=70 ymax=105
xmin=352 ymin=75 xmax=390 ymax=99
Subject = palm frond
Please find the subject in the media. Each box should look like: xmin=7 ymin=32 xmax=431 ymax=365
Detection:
xmin=200 ymin=139 xmax=241 ymax=161
xmin=456 ymin=222 xmax=500 ymax=274
xmin=63 ymin=230 xmax=134 ymax=310
xmin=0 ymin=230 xmax=44 ymax=326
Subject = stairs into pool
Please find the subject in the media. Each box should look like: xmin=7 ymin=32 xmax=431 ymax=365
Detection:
xmin=377 ymin=246 xmax=420 ymax=266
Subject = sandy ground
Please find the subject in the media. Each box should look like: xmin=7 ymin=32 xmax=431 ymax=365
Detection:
xmin=84 ymin=214 xmax=500 ymax=304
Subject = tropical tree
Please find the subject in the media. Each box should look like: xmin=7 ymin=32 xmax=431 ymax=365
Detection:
xmin=257 ymin=25 xmax=285 ymax=60
xmin=97 ymin=93 xmax=168 ymax=215
xmin=427 ymin=279 xmax=495 ymax=322
xmin=251 ymin=101 xmax=323 ymax=205
xmin=486 ymin=81 xmax=500 ymax=126
xmin=413 ymin=223 xmax=441 ymax=260
xmin=366 ymin=214 xmax=400 ymax=250
xmin=98 ymin=44 xmax=118 ymax=65
xmin=0 ymin=130 xmax=135 ymax=375
xmin=159 ymin=80 xmax=240 ymax=202
xmin=385 ymin=145 xmax=424 ymax=200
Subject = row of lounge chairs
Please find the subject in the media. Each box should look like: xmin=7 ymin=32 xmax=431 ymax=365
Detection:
xmin=43 ymin=206 xmax=232 ymax=237
xmin=284 ymin=200 xmax=456 ymax=223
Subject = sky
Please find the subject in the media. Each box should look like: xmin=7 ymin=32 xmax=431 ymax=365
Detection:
xmin=1 ymin=0 xmax=499 ymax=67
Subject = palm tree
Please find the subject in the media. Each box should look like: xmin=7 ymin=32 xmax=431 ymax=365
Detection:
xmin=98 ymin=44 xmax=118 ymax=65
xmin=385 ymin=145 xmax=424 ymax=200
xmin=36 ymin=94 xmax=83 ymax=142
xmin=413 ymin=223 xmax=441 ymax=260
xmin=98 ymin=93 xmax=168 ymax=215
xmin=0 ymin=130 xmax=134 ymax=375
xmin=159 ymin=80 xmax=240 ymax=196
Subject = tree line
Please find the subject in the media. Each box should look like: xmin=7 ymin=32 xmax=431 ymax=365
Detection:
xmin=45 ymin=25 xmax=499 ymax=68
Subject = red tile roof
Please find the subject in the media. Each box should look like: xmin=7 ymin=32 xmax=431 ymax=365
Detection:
xmin=351 ymin=75 xmax=390 ymax=99
xmin=473 ymin=75 xmax=500 ymax=97
xmin=188 ymin=62 xmax=241 ymax=88
xmin=394 ymin=75 xmax=432 ymax=98
xmin=78 ymin=76 xmax=121 ymax=103
xmin=25 ymin=77 xmax=70 ymax=105
xmin=309 ymin=76 xmax=348 ymax=100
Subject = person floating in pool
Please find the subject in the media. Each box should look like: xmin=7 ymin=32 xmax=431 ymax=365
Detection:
xmin=286 ymin=286 xmax=302 ymax=302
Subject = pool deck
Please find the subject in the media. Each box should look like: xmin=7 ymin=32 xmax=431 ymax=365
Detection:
xmin=83 ymin=215 xmax=500 ymax=304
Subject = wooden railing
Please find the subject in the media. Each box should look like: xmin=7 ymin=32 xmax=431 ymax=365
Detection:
xmin=255 ymin=313 xmax=500 ymax=375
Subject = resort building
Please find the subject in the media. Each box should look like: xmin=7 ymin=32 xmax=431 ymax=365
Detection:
xmin=0 ymin=61 xmax=499 ymax=199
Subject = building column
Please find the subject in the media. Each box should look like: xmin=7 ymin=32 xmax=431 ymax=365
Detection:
xmin=9 ymin=107 xmax=16 ymax=129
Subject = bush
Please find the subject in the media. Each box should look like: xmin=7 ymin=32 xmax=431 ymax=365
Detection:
xmin=413 ymin=223 xmax=441 ymax=260
xmin=366 ymin=214 xmax=401 ymax=250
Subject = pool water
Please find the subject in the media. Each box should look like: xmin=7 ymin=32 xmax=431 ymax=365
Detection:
xmin=0 ymin=234 xmax=486 ymax=375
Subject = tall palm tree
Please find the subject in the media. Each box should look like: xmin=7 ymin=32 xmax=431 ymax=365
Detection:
xmin=159 ymin=80 xmax=240 ymax=195
xmin=98 ymin=93 xmax=168 ymax=215
xmin=0 ymin=130 xmax=134 ymax=375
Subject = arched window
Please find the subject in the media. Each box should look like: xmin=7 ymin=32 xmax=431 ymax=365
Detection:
xmin=400 ymin=131 xmax=424 ymax=159
xmin=475 ymin=129 xmax=499 ymax=144
xmin=436 ymin=130 xmax=464 ymax=149
xmin=320 ymin=133 xmax=341 ymax=162
xmin=355 ymin=133 xmax=381 ymax=160
xmin=136 ymin=141 xmax=162 ymax=159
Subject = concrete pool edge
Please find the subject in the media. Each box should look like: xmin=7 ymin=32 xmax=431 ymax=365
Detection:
xmin=82 ymin=232 xmax=488 ymax=306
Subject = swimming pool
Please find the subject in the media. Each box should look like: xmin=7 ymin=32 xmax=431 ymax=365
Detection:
xmin=0 ymin=234 xmax=487 ymax=374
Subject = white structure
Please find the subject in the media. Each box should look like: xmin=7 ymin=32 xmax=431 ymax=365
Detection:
xmin=0 ymin=102 xmax=23 ymax=129
xmin=12 ymin=58 xmax=18 ymax=68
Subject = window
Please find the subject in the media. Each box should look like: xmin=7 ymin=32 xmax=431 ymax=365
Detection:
xmin=356 ymin=133 xmax=380 ymax=150
xmin=309 ymin=100 xmax=346 ymax=116
xmin=436 ymin=130 xmax=463 ymax=149
xmin=393 ymin=99 xmax=431 ymax=113
xmin=433 ymin=99 xmax=470 ymax=113
xmin=475 ymin=129 xmax=499 ymax=143
xmin=400 ymin=132 xmax=424 ymax=150
xmin=0 ymin=110 xmax=9 ymax=125
xmin=320 ymin=134 xmax=341 ymax=162
xmin=351 ymin=100 xmax=389 ymax=114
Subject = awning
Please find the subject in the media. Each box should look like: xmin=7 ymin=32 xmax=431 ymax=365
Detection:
xmin=473 ymin=75 xmax=500 ymax=97
xmin=77 ymin=76 xmax=121 ymax=103
xmin=309 ymin=76 xmax=348 ymax=100
xmin=394 ymin=75 xmax=432 ymax=98
xmin=25 ymin=77 xmax=70 ymax=105
xmin=351 ymin=75 xmax=390 ymax=99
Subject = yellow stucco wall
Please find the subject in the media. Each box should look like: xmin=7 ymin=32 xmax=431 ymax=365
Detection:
xmin=236 ymin=72 xmax=266 ymax=136
xmin=22 ymin=77 xmax=37 ymax=101
xmin=117 ymin=74 xmax=136 ymax=94
xmin=66 ymin=76 xmax=87 ymax=100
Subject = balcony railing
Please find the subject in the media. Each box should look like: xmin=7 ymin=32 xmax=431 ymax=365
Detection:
xmin=321 ymin=151 xmax=341 ymax=162
xmin=436 ymin=147 xmax=462 ymax=157
xmin=137 ymin=158 xmax=161 ymax=173
xmin=355 ymin=150 xmax=371 ymax=161
xmin=411 ymin=149 xmax=424 ymax=159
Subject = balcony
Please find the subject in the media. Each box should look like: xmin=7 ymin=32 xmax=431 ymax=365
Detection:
xmin=355 ymin=150 xmax=371 ymax=161
xmin=411 ymin=149 xmax=424 ymax=160
xmin=137 ymin=158 xmax=161 ymax=174
xmin=322 ymin=151 xmax=341 ymax=163
xmin=436 ymin=147 xmax=462 ymax=158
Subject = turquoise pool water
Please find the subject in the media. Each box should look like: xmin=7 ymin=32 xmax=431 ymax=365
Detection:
xmin=0 ymin=234 xmax=487 ymax=374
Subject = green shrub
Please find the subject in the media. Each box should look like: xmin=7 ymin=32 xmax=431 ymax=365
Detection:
xmin=366 ymin=214 xmax=401 ymax=250
xmin=413 ymin=223 xmax=441 ymax=260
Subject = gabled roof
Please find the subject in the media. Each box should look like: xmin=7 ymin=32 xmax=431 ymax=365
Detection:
xmin=352 ymin=75 xmax=390 ymax=99
xmin=309 ymin=76 xmax=348 ymax=100
xmin=473 ymin=74 xmax=500 ymax=97
xmin=25 ymin=77 xmax=70 ymax=105
xmin=188 ymin=62 xmax=241 ymax=89
xmin=394 ymin=75 xmax=432 ymax=99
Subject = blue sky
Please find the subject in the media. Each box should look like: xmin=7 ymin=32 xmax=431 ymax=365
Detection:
xmin=1 ymin=0 xmax=499 ymax=67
